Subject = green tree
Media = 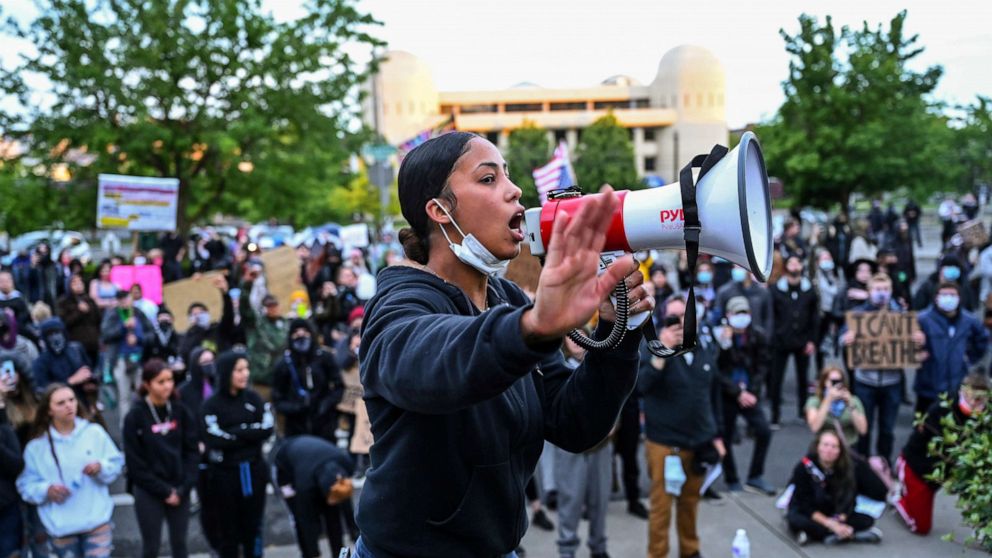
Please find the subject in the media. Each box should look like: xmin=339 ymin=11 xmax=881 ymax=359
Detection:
xmin=574 ymin=113 xmax=639 ymax=193
xmin=954 ymin=96 xmax=992 ymax=193
xmin=758 ymin=11 xmax=948 ymax=209
xmin=0 ymin=0 xmax=383 ymax=231
xmin=506 ymin=121 xmax=551 ymax=207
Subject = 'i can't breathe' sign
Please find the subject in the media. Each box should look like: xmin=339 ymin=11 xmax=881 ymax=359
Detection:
xmin=845 ymin=311 xmax=920 ymax=370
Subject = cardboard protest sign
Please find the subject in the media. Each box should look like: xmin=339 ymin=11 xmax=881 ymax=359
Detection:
xmin=957 ymin=219 xmax=988 ymax=248
xmin=504 ymin=243 xmax=542 ymax=294
xmin=162 ymin=272 xmax=226 ymax=333
xmin=845 ymin=311 xmax=920 ymax=370
xmin=259 ymin=246 xmax=303 ymax=312
xmin=110 ymin=265 xmax=163 ymax=304
xmin=350 ymin=398 xmax=374 ymax=455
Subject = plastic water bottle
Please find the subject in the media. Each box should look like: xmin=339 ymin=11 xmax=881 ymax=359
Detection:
xmin=732 ymin=528 xmax=750 ymax=558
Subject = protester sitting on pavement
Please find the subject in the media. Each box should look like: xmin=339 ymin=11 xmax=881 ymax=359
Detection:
xmin=805 ymin=366 xmax=867 ymax=447
xmin=914 ymin=282 xmax=989 ymax=415
xmin=896 ymin=373 xmax=988 ymax=535
xmin=770 ymin=255 xmax=820 ymax=427
xmin=201 ymin=351 xmax=274 ymax=558
xmin=787 ymin=427 xmax=883 ymax=545
xmin=123 ymin=359 xmax=198 ymax=558
xmin=355 ymin=132 xmax=650 ymax=558
xmin=17 ymin=383 xmax=124 ymax=558
xmin=272 ymin=434 xmax=356 ymax=558
xmin=841 ymin=273 xmax=924 ymax=466
xmin=32 ymin=318 xmax=102 ymax=424
xmin=640 ymin=295 xmax=724 ymax=558
xmin=717 ymin=296 xmax=775 ymax=495
xmin=271 ymin=318 xmax=343 ymax=439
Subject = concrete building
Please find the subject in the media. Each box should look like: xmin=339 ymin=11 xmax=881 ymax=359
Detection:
xmin=365 ymin=46 xmax=728 ymax=183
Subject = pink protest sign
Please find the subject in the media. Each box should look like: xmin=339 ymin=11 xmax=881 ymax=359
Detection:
xmin=110 ymin=265 xmax=164 ymax=304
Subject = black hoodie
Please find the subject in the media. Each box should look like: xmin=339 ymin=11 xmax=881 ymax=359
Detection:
xmin=178 ymin=346 xmax=216 ymax=425
xmin=122 ymin=395 xmax=199 ymax=499
xmin=356 ymin=265 xmax=640 ymax=558
xmin=200 ymin=351 xmax=273 ymax=466
xmin=271 ymin=319 xmax=343 ymax=439
xmin=0 ymin=413 xmax=24 ymax=509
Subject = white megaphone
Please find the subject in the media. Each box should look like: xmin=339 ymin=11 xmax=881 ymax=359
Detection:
xmin=524 ymin=131 xmax=772 ymax=283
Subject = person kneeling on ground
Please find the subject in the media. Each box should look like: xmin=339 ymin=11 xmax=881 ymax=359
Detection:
xmin=272 ymin=434 xmax=356 ymax=558
xmin=895 ymin=373 xmax=988 ymax=535
xmin=787 ymin=427 xmax=882 ymax=546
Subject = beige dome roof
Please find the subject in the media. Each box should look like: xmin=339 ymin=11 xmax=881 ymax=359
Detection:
xmin=654 ymin=45 xmax=724 ymax=89
xmin=601 ymin=74 xmax=641 ymax=86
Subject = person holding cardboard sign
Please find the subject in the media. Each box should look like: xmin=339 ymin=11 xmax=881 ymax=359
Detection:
xmin=841 ymin=273 xmax=924 ymax=466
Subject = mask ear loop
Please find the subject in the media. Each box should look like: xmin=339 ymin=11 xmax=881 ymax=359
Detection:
xmin=432 ymin=199 xmax=469 ymax=244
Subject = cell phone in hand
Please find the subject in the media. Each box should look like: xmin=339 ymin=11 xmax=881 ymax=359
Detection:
xmin=0 ymin=360 xmax=15 ymax=383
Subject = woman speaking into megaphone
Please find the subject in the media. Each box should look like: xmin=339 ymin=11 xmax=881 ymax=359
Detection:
xmin=354 ymin=131 xmax=654 ymax=558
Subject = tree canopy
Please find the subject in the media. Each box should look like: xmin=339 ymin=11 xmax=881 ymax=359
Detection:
xmin=574 ymin=113 xmax=639 ymax=193
xmin=757 ymin=11 xmax=953 ymax=209
xmin=0 ymin=0 xmax=383 ymax=232
xmin=505 ymin=120 xmax=551 ymax=208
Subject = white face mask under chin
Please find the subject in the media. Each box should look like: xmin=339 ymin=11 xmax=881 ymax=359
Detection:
xmin=432 ymin=199 xmax=510 ymax=277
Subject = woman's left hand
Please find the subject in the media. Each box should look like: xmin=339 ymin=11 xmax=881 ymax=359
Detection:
xmin=598 ymin=266 xmax=655 ymax=323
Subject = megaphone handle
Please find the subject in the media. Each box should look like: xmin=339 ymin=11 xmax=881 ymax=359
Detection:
xmin=567 ymin=278 xmax=629 ymax=351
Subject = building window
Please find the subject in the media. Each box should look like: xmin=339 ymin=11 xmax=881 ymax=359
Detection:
xmin=504 ymin=102 xmax=543 ymax=112
xmin=439 ymin=105 xmax=453 ymax=115
xmin=553 ymin=129 xmax=568 ymax=144
xmin=633 ymin=98 xmax=650 ymax=108
xmin=461 ymin=104 xmax=498 ymax=114
xmin=593 ymin=100 xmax=628 ymax=110
xmin=550 ymin=101 xmax=585 ymax=111
xmin=643 ymin=128 xmax=656 ymax=141
xmin=627 ymin=127 xmax=634 ymax=139
xmin=486 ymin=131 xmax=500 ymax=144
xmin=671 ymin=94 xmax=677 ymax=107
xmin=683 ymin=94 xmax=690 ymax=107
xmin=644 ymin=157 xmax=657 ymax=172
xmin=396 ymin=102 xmax=402 ymax=115
xmin=708 ymin=92 xmax=715 ymax=107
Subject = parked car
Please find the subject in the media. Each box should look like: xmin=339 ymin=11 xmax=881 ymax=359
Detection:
xmin=1 ymin=229 xmax=92 ymax=266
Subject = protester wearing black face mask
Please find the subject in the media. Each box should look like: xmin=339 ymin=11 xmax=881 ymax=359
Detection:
xmin=145 ymin=309 xmax=182 ymax=374
xmin=31 ymin=318 xmax=101 ymax=422
xmin=271 ymin=319 xmax=343 ymax=440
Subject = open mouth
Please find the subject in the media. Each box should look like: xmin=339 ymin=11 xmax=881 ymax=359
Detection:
xmin=509 ymin=212 xmax=525 ymax=242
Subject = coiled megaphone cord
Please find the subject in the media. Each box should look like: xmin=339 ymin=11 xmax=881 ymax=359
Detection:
xmin=567 ymin=279 xmax=629 ymax=351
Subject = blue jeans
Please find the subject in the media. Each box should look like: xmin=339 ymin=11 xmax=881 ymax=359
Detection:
xmin=854 ymin=381 xmax=901 ymax=464
xmin=354 ymin=537 xmax=519 ymax=558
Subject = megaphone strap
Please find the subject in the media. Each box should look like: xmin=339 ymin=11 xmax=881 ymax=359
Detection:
xmin=648 ymin=144 xmax=729 ymax=359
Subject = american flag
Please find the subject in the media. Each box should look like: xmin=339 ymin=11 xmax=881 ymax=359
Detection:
xmin=532 ymin=141 xmax=575 ymax=204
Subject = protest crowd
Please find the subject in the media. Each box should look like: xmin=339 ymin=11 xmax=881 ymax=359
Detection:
xmin=0 ymin=190 xmax=990 ymax=558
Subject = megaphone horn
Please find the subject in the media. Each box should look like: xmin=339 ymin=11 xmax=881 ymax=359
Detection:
xmin=524 ymin=131 xmax=772 ymax=282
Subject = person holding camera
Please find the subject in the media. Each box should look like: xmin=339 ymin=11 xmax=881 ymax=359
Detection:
xmin=354 ymin=132 xmax=651 ymax=558
xmin=640 ymin=294 xmax=724 ymax=558
xmin=717 ymin=296 xmax=775 ymax=496
xmin=804 ymin=366 xmax=867 ymax=447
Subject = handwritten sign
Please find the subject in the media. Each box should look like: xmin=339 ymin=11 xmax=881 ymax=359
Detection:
xmin=845 ymin=311 xmax=919 ymax=370
xmin=161 ymin=272 xmax=225 ymax=334
xmin=97 ymin=174 xmax=179 ymax=231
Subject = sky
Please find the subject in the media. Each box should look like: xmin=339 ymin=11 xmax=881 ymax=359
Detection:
xmin=2 ymin=0 xmax=991 ymax=129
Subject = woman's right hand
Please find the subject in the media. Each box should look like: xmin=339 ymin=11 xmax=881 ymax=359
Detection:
xmin=829 ymin=518 xmax=854 ymax=539
xmin=522 ymin=187 xmax=636 ymax=342
xmin=164 ymin=489 xmax=181 ymax=507
xmin=47 ymin=484 xmax=70 ymax=504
